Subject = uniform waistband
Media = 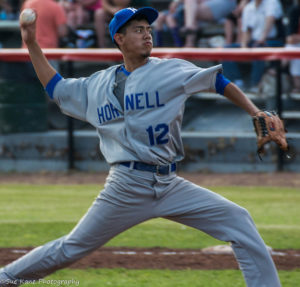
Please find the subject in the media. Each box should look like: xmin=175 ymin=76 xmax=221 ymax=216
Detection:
xmin=119 ymin=161 xmax=177 ymax=175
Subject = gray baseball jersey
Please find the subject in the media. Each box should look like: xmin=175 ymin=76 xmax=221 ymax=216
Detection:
xmin=53 ymin=57 xmax=222 ymax=165
xmin=0 ymin=57 xmax=281 ymax=287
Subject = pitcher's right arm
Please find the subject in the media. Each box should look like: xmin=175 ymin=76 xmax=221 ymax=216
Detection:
xmin=20 ymin=10 xmax=57 ymax=88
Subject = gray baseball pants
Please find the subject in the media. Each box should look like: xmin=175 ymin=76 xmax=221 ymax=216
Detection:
xmin=0 ymin=164 xmax=281 ymax=286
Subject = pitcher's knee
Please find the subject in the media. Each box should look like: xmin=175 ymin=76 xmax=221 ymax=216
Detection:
xmin=60 ymin=235 xmax=99 ymax=262
xmin=229 ymin=204 xmax=253 ymax=224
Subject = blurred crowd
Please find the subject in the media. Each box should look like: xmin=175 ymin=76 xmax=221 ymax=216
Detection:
xmin=0 ymin=0 xmax=299 ymax=93
xmin=0 ymin=0 xmax=150 ymax=48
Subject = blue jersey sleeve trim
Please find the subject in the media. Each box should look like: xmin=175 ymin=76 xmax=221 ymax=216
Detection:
xmin=45 ymin=73 xmax=63 ymax=99
xmin=215 ymin=73 xmax=230 ymax=95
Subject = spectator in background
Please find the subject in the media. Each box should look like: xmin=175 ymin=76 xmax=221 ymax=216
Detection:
xmin=155 ymin=0 xmax=184 ymax=47
xmin=130 ymin=0 xmax=150 ymax=8
xmin=285 ymin=0 xmax=300 ymax=94
xmin=181 ymin=0 xmax=237 ymax=47
xmin=60 ymin=0 xmax=101 ymax=47
xmin=22 ymin=0 xmax=68 ymax=48
xmin=60 ymin=0 xmax=84 ymax=31
xmin=77 ymin=0 xmax=103 ymax=45
xmin=223 ymin=0 xmax=284 ymax=92
xmin=0 ymin=0 xmax=20 ymax=20
xmin=60 ymin=0 xmax=133 ymax=48
xmin=81 ymin=0 xmax=102 ymax=19
xmin=224 ymin=0 xmax=249 ymax=45
xmin=95 ymin=0 xmax=130 ymax=47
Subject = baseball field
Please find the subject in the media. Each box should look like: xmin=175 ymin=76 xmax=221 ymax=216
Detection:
xmin=0 ymin=172 xmax=299 ymax=286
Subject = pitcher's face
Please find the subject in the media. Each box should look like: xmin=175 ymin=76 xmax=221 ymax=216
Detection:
xmin=115 ymin=19 xmax=153 ymax=59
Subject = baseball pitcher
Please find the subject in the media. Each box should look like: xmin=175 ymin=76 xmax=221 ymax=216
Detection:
xmin=0 ymin=6 xmax=287 ymax=287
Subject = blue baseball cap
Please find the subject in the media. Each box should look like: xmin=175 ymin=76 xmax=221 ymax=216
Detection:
xmin=109 ymin=7 xmax=159 ymax=42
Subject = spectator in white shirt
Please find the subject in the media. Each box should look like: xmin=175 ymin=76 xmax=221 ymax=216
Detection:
xmin=241 ymin=0 xmax=283 ymax=48
xmin=223 ymin=0 xmax=284 ymax=92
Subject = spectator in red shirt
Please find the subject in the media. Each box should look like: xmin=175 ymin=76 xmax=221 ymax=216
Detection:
xmin=22 ymin=0 xmax=68 ymax=48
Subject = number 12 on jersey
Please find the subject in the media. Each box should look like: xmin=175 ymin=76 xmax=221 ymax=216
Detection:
xmin=146 ymin=123 xmax=169 ymax=146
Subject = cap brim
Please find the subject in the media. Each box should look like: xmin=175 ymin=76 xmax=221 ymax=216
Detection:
xmin=133 ymin=7 xmax=159 ymax=26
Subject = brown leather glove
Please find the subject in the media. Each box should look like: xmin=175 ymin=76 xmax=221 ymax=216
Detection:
xmin=252 ymin=110 xmax=288 ymax=159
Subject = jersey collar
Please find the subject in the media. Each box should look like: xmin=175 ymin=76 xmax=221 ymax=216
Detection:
xmin=120 ymin=65 xmax=131 ymax=76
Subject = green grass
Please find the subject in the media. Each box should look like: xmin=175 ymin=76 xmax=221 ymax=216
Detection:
xmin=18 ymin=268 xmax=300 ymax=287
xmin=0 ymin=185 xmax=299 ymax=249
xmin=0 ymin=185 xmax=99 ymax=223
xmin=0 ymin=184 xmax=299 ymax=286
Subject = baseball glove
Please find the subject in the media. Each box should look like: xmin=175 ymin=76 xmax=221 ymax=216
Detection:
xmin=252 ymin=110 xmax=288 ymax=159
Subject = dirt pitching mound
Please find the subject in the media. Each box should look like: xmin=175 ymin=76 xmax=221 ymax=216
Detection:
xmin=0 ymin=246 xmax=299 ymax=270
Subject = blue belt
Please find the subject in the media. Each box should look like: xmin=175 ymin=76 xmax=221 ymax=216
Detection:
xmin=120 ymin=161 xmax=177 ymax=175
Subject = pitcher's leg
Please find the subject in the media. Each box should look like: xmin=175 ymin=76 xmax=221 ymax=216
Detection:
xmin=155 ymin=176 xmax=281 ymax=287
xmin=0 ymin=192 xmax=152 ymax=286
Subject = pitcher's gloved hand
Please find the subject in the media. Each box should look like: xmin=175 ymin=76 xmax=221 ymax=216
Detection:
xmin=252 ymin=110 xmax=289 ymax=159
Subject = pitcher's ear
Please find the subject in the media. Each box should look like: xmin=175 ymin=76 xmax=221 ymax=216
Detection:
xmin=114 ymin=33 xmax=123 ymax=46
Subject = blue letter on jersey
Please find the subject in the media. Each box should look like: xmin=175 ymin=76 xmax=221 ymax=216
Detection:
xmin=125 ymin=91 xmax=164 ymax=111
xmin=97 ymin=103 xmax=120 ymax=124
xmin=145 ymin=92 xmax=154 ymax=108
xmin=135 ymin=93 xmax=144 ymax=110
xmin=125 ymin=94 xmax=134 ymax=111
